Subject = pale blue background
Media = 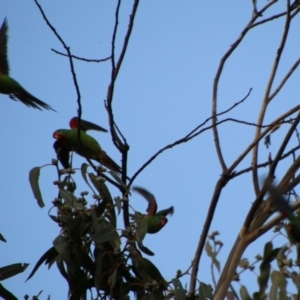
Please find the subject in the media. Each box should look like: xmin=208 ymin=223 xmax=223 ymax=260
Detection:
xmin=0 ymin=1 xmax=299 ymax=298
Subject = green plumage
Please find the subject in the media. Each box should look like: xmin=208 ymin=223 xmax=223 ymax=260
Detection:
xmin=284 ymin=212 xmax=300 ymax=244
xmin=0 ymin=18 xmax=55 ymax=111
xmin=146 ymin=215 xmax=168 ymax=234
xmin=133 ymin=187 xmax=174 ymax=234
xmin=53 ymin=129 xmax=121 ymax=173
xmin=59 ymin=129 xmax=103 ymax=160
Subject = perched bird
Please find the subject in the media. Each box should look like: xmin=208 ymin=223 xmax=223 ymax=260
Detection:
xmin=53 ymin=128 xmax=122 ymax=173
xmin=53 ymin=117 xmax=108 ymax=169
xmin=132 ymin=187 xmax=174 ymax=234
xmin=0 ymin=18 xmax=55 ymax=111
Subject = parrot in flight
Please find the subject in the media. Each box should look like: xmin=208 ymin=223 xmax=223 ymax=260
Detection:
xmin=132 ymin=187 xmax=174 ymax=234
xmin=53 ymin=125 xmax=122 ymax=174
xmin=53 ymin=117 xmax=108 ymax=169
xmin=0 ymin=18 xmax=55 ymax=111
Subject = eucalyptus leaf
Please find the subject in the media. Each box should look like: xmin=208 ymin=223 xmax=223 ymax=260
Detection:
xmin=205 ymin=241 xmax=220 ymax=272
xmin=0 ymin=263 xmax=29 ymax=281
xmin=199 ymin=281 xmax=213 ymax=300
xmin=172 ymin=278 xmax=185 ymax=300
xmin=108 ymin=170 xmax=127 ymax=189
xmin=81 ymin=163 xmax=96 ymax=193
xmin=59 ymin=189 xmax=83 ymax=210
xmin=0 ymin=283 xmax=18 ymax=300
xmin=29 ymin=166 xmax=44 ymax=208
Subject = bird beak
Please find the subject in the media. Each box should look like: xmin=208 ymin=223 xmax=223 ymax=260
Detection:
xmin=53 ymin=131 xmax=60 ymax=139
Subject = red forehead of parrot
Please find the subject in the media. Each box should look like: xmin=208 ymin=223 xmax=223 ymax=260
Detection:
xmin=69 ymin=117 xmax=78 ymax=129
xmin=53 ymin=130 xmax=65 ymax=140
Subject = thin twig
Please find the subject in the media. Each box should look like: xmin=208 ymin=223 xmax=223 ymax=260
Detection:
xmin=35 ymin=0 xmax=125 ymax=194
xmin=188 ymin=89 xmax=252 ymax=139
xmin=189 ymin=100 xmax=300 ymax=296
xmin=211 ymin=0 xmax=278 ymax=173
xmin=34 ymin=0 xmax=81 ymax=111
xmin=252 ymin=0 xmax=292 ymax=196
xmin=103 ymin=0 xmax=140 ymax=229
xmin=269 ymin=56 xmax=300 ymax=102
xmin=245 ymin=110 xmax=300 ymax=229
xmin=51 ymin=48 xmax=111 ymax=62
xmin=232 ymin=145 xmax=300 ymax=178
xmin=214 ymin=181 xmax=300 ymax=300
xmin=106 ymin=0 xmax=140 ymax=151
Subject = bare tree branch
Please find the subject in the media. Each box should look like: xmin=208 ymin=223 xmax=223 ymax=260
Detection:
xmin=34 ymin=0 xmax=82 ymax=114
xmin=51 ymin=48 xmax=111 ymax=63
xmin=252 ymin=0 xmax=292 ymax=195
xmin=212 ymin=0 xmax=278 ymax=173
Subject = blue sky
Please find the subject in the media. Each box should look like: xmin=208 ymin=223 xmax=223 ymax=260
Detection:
xmin=1 ymin=1 xmax=299 ymax=298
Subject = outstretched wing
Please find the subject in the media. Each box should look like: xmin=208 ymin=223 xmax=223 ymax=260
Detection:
xmin=133 ymin=186 xmax=157 ymax=216
xmin=0 ymin=18 xmax=9 ymax=75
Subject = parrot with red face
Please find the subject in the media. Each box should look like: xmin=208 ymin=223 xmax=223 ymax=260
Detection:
xmin=132 ymin=187 xmax=174 ymax=234
xmin=0 ymin=18 xmax=55 ymax=111
xmin=53 ymin=127 xmax=122 ymax=174
xmin=53 ymin=117 xmax=108 ymax=169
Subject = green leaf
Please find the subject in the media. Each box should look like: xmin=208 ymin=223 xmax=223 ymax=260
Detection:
xmin=114 ymin=196 xmax=122 ymax=215
xmin=108 ymin=269 xmax=117 ymax=288
xmin=270 ymin=271 xmax=279 ymax=300
xmin=276 ymin=246 xmax=288 ymax=270
xmin=108 ymin=170 xmax=127 ymax=189
xmin=89 ymin=173 xmax=117 ymax=228
xmin=53 ymin=235 xmax=69 ymax=255
xmin=29 ymin=166 xmax=44 ymax=208
xmin=276 ymin=271 xmax=289 ymax=300
xmin=0 ymin=283 xmax=18 ymax=300
xmin=26 ymin=247 xmax=58 ymax=281
xmin=59 ymin=189 xmax=83 ymax=210
xmin=91 ymin=215 xmax=120 ymax=250
xmin=135 ymin=212 xmax=148 ymax=243
xmin=95 ymin=253 xmax=103 ymax=292
xmin=258 ymin=262 xmax=270 ymax=294
xmin=137 ymin=242 xmax=154 ymax=256
xmin=261 ymin=247 xmax=281 ymax=267
xmin=263 ymin=241 xmax=273 ymax=258
xmin=240 ymin=285 xmax=252 ymax=300
xmin=291 ymin=271 xmax=300 ymax=290
xmin=205 ymin=241 xmax=220 ymax=272
xmin=172 ymin=278 xmax=185 ymax=300
xmin=199 ymin=281 xmax=213 ymax=300
xmin=80 ymin=163 xmax=96 ymax=194
xmin=0 ymin=263 xmax=29 ymax=281
xmin=141 ymin=258 xmax=166 ymax=286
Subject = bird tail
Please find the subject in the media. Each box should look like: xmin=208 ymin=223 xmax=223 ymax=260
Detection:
xmin=156 ymin=206 xmax=174 ymax=217
xmin=10 ymin=90 xmax=56 ymax=111
xmin=98 ymin=151 xmax=121 ymax=174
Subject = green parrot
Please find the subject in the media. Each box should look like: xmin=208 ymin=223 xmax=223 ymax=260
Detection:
xmin=53 ymin=117 xmax=108 ymax=169
xmin=0 ymin=18 xmax=55 ymax=111
xmin=132 ymin=187 xmax=174 ymax=234
xmin=53 ymin=128 xmax=122 ymax=174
